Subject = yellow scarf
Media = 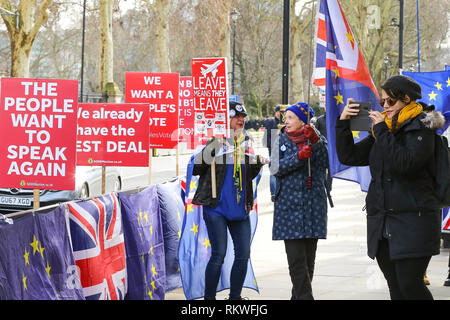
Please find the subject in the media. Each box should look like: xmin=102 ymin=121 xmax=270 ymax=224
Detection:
xmin=233 ymin=133 xmax=245 ymax=203
xmin=372 ymin=101 xmax=423 ymax=136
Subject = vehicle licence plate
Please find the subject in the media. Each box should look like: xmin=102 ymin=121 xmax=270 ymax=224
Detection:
xmin=0 ymin=196 xmax=31 ymax=207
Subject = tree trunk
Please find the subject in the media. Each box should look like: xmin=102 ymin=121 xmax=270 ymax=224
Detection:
xmin=99 ymin=0 xmax=114 ymax=92
xmin=0 ymin=0 xmax=52 ymax=77
xmin=155 ymin=0 xmax=171 ymax=72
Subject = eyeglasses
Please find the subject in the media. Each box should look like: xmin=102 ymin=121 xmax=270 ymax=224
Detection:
xmin=380 ymin=97 xmax=397 ymax=107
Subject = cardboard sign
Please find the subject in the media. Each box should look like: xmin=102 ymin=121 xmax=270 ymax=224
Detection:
xmin=76 ymin=103 xmax=149 ymax=166
xmin=178 ymin=76 xmax=195 ymax=148
xmin=0 ymin=78 xmax=78 ymax=190
xmin=191 ymin=57 xmax=229 ymax=145
xmin=125 ymin=72 xmax=179 ymax=149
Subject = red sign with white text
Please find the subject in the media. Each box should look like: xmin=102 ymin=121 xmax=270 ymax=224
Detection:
xmin=76 ymin=103 xmax=149 ymax=166
xmin=125 ymin=72 xmax=179 ymax=149
xmin=191 ymin=57 xmax=229 ymax=145
xmin=0 ymin=78 xmax=78 ymax=190
xmin=178 ymin=76 xmax=196 ymax=148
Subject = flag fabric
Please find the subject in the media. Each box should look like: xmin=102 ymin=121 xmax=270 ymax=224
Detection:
xmin=0 ymin=206 xmax=84 ymax=300
xmin=119 ymin=186 xmax=166 ymax=300
xmin=443 ymin=207 xmax=450 ymax=234
xmin=157 ymin=180 xmax=184 ymax=292
xmin=67 ymin=193 xmax=127 ymax=300
xmin=313 ymin=0 xmax=382 ymax=192
xmin=178 ymin=150 xmax=260 ymax=300
xmin=402 ymin=70 xmax=450 ymax=134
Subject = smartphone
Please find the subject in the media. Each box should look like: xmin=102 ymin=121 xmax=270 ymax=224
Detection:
xmin=350 ymin=102 xmax=371 ymax=131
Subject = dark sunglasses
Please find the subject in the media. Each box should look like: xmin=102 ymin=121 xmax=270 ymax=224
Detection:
xmin=380 ymin=97 xmax=397 ymax=107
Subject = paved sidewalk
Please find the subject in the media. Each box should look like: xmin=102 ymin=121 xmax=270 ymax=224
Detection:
xmin=166 ymin=164 xmax=450 ymax=300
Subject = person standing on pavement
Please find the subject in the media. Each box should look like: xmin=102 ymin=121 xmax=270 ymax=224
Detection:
xmin=270 ymin=102 xmax=329 ymax=300
xmin=335 ymin=75 xmax=443 ymax=300
xmin=192 ymin=101 xmax=268 ymax=300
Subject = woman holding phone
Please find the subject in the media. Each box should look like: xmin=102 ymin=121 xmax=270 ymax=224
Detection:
xmin=335 ymin=75 xmax=444 ymax=300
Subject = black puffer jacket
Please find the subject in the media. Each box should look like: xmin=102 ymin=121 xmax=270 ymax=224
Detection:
xmin=192 ymin=136 xmax=264 ymax=213
xmin=335 ymin=111 xmax=444 ymax=260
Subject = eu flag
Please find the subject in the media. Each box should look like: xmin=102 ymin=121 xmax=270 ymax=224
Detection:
xmin=313 ymin=0 xmax=382 ymax=192
xmin=119 ymin=186 xmax=166 ymax=300
xmin=0 ymin=206 xmax=84 ymax=300
xmin=402 ymin=70 xmax=450 ymax=134
xmin=178 ymin=152 xmax=260 ymax=300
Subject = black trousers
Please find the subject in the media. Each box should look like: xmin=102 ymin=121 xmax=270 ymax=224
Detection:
xmin=284 ymin=239 xmax=318 ymax=300
xmin=375 ymin=238 xmax=433 ymax=300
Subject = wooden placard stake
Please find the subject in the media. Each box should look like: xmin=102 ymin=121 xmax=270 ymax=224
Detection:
xmin=33 ymin=189 xmax=40 ymax=209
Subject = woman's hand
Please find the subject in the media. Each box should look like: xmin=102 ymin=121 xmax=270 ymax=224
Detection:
xmin=340 ymin=98 xmax=360 ymax=120
xmin=369 ymin=110 xmax=385 ymax=125
xmin=304 ymin=125 xmax=320 ymax=144
xmin=258 ymin=155 xmax=270 ymax=165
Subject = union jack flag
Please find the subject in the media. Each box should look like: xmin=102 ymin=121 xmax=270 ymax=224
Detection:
xmin=312 ymin=0 xmax=382 ymax=192
xmin=67 ymin=193 xmax=127 ymax=300
xmin=443 ymin=208 xmax=450 ymax=233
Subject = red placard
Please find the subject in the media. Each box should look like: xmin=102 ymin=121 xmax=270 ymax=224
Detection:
xmin=191 ymin=57 xmax=229 ymax=146
xmin=125 ymin=72 xmax=179 ymax=149
xmin=76 ymin=103 xmax=149 ymax=166
xmin=178 ymin=76 xmax=195 ymax=148
xmin=0 ymin=78 xmax=78 ymax=190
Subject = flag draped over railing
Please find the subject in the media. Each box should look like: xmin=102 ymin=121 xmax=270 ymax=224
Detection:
xmin=313 ymin=0 xmax=382 ymax=192
xmin=178 ymin=151 xmax=260 ymax=300
xmin=0 ymin=206 xmax=84 ymax=300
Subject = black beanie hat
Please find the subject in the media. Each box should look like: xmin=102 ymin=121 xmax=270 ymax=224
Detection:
xmin=381 ymin=75 xmax=422 ymax=101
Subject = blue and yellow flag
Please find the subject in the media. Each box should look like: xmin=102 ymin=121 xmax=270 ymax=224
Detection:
xmin=403 ymin=70 xmax=450 ymax=134
xmin=178 ymin=153 xmax=260 ymax=300
xmin=0 ymin=206 xmax=84 ymax=300
xmin=119 ymin=186 xmax=166 ymax=300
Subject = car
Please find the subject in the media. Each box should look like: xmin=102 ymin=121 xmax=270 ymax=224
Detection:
xmin=0 ymin=166 xmax=122 ymax=214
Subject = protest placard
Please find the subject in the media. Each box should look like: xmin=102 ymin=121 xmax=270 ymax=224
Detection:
xmin=178 ymin=76 xmax=195 ymax=148
xmin=76 ymin=103 xmax=149 ymax=166
xmin=191 ymin=57 xmax=230 ymax=145
xmin=125 ymin=72 xmax=179 ymax=149
xmin=0 ymin=78 xmax=78 ymax=190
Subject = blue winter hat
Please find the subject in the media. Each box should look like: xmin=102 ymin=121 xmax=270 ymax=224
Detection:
xmin=286 ymin=102 xmax=314 ymax=124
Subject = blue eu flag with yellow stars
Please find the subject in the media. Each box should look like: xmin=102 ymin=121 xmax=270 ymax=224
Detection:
xmin=0 ymin=206 xmax=84 ymax=300
xmin=402 ymin=70 xmax=450 ymax=134
xmin=178 ymin=152 xmax=260 ymax=300
xmin=119 ymin=186 xmax=166 ymax=300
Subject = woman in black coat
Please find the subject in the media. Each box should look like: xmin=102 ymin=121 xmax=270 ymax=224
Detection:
xmin=335 ymin=75 xmax=444 ymax=300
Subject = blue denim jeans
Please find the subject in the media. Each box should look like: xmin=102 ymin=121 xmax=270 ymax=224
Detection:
xmin=269 ymin=174 xmax=277 ymax=198
xmin=203 ymin=213 xmax=251 ymax=300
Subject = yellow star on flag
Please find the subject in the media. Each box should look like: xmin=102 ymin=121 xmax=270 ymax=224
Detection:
xmin=435 ymin=82 xmax=443 ymax=90
xmin=333 ymin=67 xmax=339 ymax=79
xmin=39 ymin=242 xmax=45 ymax=259
xmin=24 ymin=248 xmax=30 ymax=266
xmin=152 ymin=264 xmax=158 ymax=277
xmin=186 ymin=203 xmax=194 ymax=215
xmin=447 ymin=77 xmax=450 ymax=87
xmin=149 ymin=225 xmax=153 ymax=235
xmin=202 ymin=238 xmax=211 ymax=250
xmin=22 ymin=274 xmax=27 ymax=290
xmin=177 ymin=210 xmax=181 ymax=221
xmin=334 ymin=91 xmax=344 ymax=105
xmin=147 ymin=287 xmax=153 ymax=300
xmin=178 ymin=228 xmax=181 ymax=239
xmin=144 ymin=213 xmax=149 ymax=224
xmin=30 ymin=235 xmax=39 ymax=255
xmin=190 ymin=180 xmax=197 ymax=192
xmin=190 ymin=223 xmax=199 ymax=236
xmin=151 ymin=280 xmax=157 ymax=291
xmin=150 ymin=245 xmax=154 ymax=255
xmin=345 ymin=32 xmax=354 ymax=45
xmin=352 ymin=131 xmax=360 ymax=139
xmin=46 ymin=261 xmax=51 ymax=278
xmin=428 ymin=91 xmax=437 ymax=101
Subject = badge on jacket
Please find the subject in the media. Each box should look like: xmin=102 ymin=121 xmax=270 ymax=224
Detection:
xmin=280 ymin=145 xmax=286 ymax=152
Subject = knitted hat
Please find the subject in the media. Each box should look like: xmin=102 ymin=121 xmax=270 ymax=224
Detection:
xmin=286 ymin=102 xmax=315 ymax=124
xmin=381 ymin=75 xmax=422 ymax=101
xmin=229 ymin=101 xmax=248 ymax=118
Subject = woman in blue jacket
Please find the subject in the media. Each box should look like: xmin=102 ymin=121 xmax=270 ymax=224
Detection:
xmin=270 ymin=102 xmax=329 ymax=300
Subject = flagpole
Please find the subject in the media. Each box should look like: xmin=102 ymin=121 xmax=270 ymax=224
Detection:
xmin=416 ymin=0 xmax=421 ymax=72
xmin=282 ymin=0 xmax=290 ymax=104
xmin=398 ymin=0 xmax=404 ymax=72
